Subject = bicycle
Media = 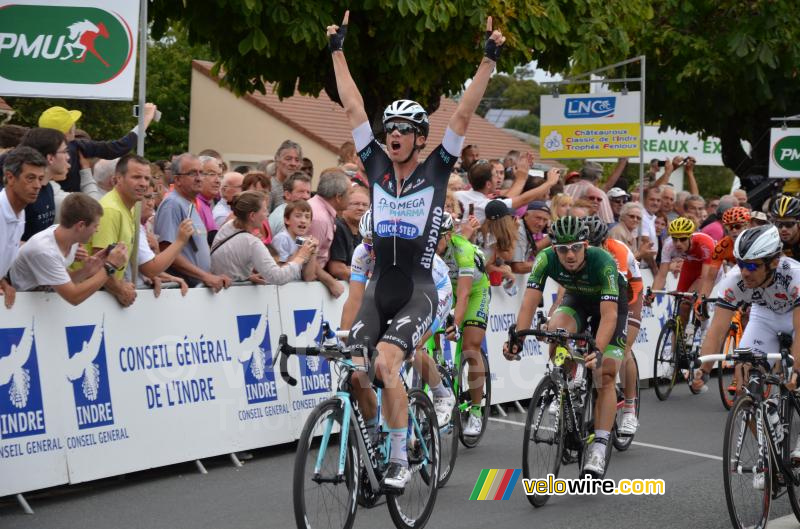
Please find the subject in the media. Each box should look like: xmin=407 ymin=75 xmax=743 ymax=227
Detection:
xmin=698 ymin=334 xmax=800 ymax=529
xmin=508 ymin=319 xmax=616 ymax=508
xmin=274 ymin=325 xmax=439 ymax=529
xmin=649 ymin=288 xmax=709 ymax=401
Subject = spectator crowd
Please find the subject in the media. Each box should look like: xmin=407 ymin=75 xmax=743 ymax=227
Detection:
xmin=0 ymin=102 xmax=773 ymax=311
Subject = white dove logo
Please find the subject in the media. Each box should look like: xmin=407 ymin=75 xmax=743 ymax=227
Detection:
xmin=295 ymin=308 xmax=323 ymax=372
xmin=238 ymin=314 xmax=269 ymax=381
xmin=66 ymin=324 xmax=103 ymax=401
xmin=0 ymin=325 xmax=33 ymax=409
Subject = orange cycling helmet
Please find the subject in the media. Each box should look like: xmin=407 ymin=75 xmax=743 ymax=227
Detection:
xmin=722 ymin=206 xmax=751 ymax=225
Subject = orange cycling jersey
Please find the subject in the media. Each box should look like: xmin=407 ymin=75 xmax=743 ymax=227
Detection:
xmin=710 ymin=235 xmax=735 ymax=270
xmin=604 ymin=238 xmax=643 ymax=303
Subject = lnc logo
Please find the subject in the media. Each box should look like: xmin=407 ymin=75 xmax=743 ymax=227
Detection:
xmin=293 ymin=308 xmax=331 ymax=395
xmin=65 ymin=322 xmax=114 ymax=430
xmin=236 ymin=314 xmax=278 ymax=405
xmin=564 ymin=97 xmax=616 ymax=119
xmin=0 ymin=322 xmax=46 ymax=439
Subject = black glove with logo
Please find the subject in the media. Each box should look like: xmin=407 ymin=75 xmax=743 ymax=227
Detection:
xmin=329 ymin=23 xmax=347 ymax=53
xmin=484 ymin=30 xmax=503 ymax=62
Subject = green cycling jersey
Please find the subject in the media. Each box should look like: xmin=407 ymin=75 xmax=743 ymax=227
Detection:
xmin=442 ymin=233 xmax=490 ymax=292
xmin=526 ymin=246 xmax=623 ymax=302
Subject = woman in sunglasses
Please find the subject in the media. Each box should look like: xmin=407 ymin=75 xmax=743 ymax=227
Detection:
xmin=691 ymin=226 xmax=800 ymax=424
xmin=647 ymin=217 xmax=716 ymax=331
xmin=504 ymin=215 xmax=628 ymax=478
xmin=327 ymin=10 xmax=505 ymax=488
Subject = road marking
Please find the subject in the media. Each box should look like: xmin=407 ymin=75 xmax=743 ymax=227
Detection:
xmin=488 ymin=417 xmax=723 ymax=461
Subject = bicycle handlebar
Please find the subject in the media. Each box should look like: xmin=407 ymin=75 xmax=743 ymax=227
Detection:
xmin=273 ymin=334 xmax=356 ymax=386
xmin=694 ymin=352 xmax=791 ymax=368
xmin=508 ymin=323 xmax=596 ymax=348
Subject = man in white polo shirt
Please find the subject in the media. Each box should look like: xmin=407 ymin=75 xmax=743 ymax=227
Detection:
xmin=1 ymin=146 xmax=47 ymax=308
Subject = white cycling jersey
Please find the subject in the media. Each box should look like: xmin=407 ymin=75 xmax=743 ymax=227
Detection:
xmin=715 ymin=256 xmax=800 ymax=314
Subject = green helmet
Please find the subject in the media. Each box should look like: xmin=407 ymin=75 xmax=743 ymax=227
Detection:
xmin=550 ymin=215 xmax=589 ymax=244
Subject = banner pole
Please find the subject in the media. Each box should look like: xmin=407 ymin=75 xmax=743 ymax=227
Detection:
xmin=136 ymin=0 xmax=147 ymax=156
xmin=639 ymin=55 xmax=646 ymax=196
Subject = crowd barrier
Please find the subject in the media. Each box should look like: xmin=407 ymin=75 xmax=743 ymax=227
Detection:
xmin=0 ymin=269 xmax=680 ymax=497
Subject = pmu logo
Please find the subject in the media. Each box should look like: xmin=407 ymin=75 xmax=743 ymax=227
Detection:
xmin=65 ymin=322 xmax=114 ymax=430
xmin=564 ymin=97 xmax=616 ymax=119
xmin=236 ymin=314 xmax=278 ymax=405
xmin=0 ymin=5 xmax=134 ymax=84
xmin=293 ymin=309 xmax=331 ymax=395
xmin=0 ymin=323 xmax=46 ymax=439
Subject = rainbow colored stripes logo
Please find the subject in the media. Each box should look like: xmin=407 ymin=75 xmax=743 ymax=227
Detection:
xmin=469 ymin=469 xmax=521 ymax=500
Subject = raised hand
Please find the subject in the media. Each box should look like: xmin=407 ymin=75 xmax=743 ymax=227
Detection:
xmin=327 ymin=10 xmax=349 ymax=52
xmin=484 ymin=16 xmax=506 ymax=62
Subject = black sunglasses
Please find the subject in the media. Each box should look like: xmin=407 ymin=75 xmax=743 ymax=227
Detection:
xmin=384 ymin=122 xmax=418 ymax=135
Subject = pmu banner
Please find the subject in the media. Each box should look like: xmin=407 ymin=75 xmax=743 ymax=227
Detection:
xmin=0 ymin=0 xmax=139 ymax=99
xmin=540 ymin=92 xmax=641 ymax=159
xmin=769 ymin=128 xmax=800 ymax=178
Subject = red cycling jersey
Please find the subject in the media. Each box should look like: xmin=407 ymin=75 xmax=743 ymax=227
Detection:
xmin=660 ymin=232 xmax=715 ymax=291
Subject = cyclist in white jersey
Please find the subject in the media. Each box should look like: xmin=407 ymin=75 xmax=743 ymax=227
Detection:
xmin=693 ymin=226 xmax=800 ymax=402
xmin=341 ymin=211 xmax=456 ymax=431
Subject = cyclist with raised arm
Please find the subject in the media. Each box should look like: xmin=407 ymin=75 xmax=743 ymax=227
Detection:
xmin=691 ymin=226 xmax=800 ymax=426
xmin=699 ymin=206 xmax=752 ymax=296
xmin=328 ymin=11 xmax=505 ymax=488
xmin=584 ymin=215 xmax=643 ymax=436
xmin=436 ymin=212 xmax=492 ymax=437
xmin=340 ymin=211 xmax=456 ymax=429
xmin=504 ymin=216 xmax=628 ymax=477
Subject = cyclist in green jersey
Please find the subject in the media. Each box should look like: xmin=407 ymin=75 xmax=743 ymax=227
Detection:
xmin=437 ymin=212 xmax=492 ymax=437
xmin=504 ymin=216 xmax=628 ymax=477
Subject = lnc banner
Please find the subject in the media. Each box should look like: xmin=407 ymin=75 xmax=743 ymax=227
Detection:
xmin=0 ymin=0 xmax=139 ymax=99
xmin=540 ymin=92 xmax=641 ymax=159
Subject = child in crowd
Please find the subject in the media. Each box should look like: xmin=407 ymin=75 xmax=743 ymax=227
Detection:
xmin=272 ymin=200 xmax=313 ymax=264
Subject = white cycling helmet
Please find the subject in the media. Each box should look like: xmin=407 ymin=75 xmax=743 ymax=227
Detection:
xmin=440 ymin=211 xmax=454 ymax=233
xmin=359 ymin=209 xmax=372 ymax=240
xmin=382 ymin=99 xmax=429 ymax=137
xmin=733 ymin=225 xmax=782 ymax=261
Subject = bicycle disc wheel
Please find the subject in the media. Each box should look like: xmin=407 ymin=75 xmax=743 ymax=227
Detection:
xmin=783 ymin=394 xmax=800 ymax=522
xmin=386 ymin=389 xmax=439 ymax=529
xmin=294 ymin=398 xmax=358 ymax=529
xmin=458 ymin=350 xmax=491 ymax=448
xmin=722 ymin=395 xmax=771 ymax=529
xmin=613 ymin=355 xmax=640 ymax=451
xmin=717 ymin=332 xmax=738 ymax=410
xmin=522 ymin=376 xmax=564 ymax=507
xmin=435 ymin=365 xmax=459 ymax=488
xmin=653 ymin=322 xmax=679 ymax=401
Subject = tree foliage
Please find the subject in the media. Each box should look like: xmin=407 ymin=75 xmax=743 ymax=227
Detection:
xmin=638 ymin=0 xmax=800 ymax=179
xmin=151 ymin=0 xmax=653 ymax=125
xmin=5 ymin=26 xmax=212 ymax=160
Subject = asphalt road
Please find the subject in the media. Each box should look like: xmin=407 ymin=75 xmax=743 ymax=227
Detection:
xmin=3 ymin=381 xmax=800 ymax=529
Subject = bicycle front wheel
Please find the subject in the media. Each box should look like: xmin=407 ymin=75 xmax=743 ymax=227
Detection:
xmin=522 ymin=376 xmax=564 ymax=507
xmin=653 ymin=322 xmax=679 ymax=401
xmin=386 ymin=389 xmax=439 ymax=529
xmin=458 ymin=350 xmax=491 ymax=448
xmin=294 ymin=398 xmax=358 ymax=529
xmin=722 ymin=395 xmax=771 ymax=529
xmin=717 ymin=331 xmax=738 ymax=410
xmin=783 ymin=394 xmax=800 ymax=522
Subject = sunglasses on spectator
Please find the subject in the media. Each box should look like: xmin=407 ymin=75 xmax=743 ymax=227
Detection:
xmin=776 ymin=221 xmax=798 ymax=229
xmin=143 ymin=193 xmax=154 ymax=200
xmin=736 ymin=259 xmax=762 ymax=272
xmin=586 ymin=196 xmax=604 ymax=203
xmin=610 ymin=197 xmax=629 ymax=204
xmin=725 ymin=223 xmax=745 ymax=231
xmin=553 ymin=242 xmax=585 ymax=255
xmin=384 ymin=122 xmax=418 ymax=135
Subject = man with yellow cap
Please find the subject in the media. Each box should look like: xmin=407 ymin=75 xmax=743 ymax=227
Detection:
xmin=37 ymin=102 xmax=158 ymax=193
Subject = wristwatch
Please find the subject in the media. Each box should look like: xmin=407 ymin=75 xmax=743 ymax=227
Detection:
xmin=104 ymin=262 xmax=117 ymax=276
